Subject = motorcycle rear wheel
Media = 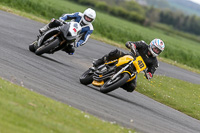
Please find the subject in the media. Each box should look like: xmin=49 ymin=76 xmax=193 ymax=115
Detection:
xmin=35 ymin=38 xmax=59 ymax=55
xmin=79 ymin=68 xmax=94 ymax=85
xmin=100 ymin=73 xmax=130 ymax=93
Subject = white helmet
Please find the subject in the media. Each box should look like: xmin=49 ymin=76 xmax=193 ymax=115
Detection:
xmin=81 ymin=8 xmax=96 ymax=25
xmin=149 ymin=38 xmax=165 ymax=57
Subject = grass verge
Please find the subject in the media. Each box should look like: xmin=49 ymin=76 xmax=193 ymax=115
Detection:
xmin=137 ymin=74 xmax=200 ymax=120
xmin=0 ymin=77 xmax=135 ymax=133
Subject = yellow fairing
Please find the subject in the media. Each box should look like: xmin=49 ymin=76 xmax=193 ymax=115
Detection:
xmin=105 ymin=60 xmax=117 ymax=65
xmin=116 ymin=55 xmax=133 ymax=67
xmin=122 ymin=71 xmax=136 ymax=82
xmin=98 ymin=55 xmax=146 ymax=83
xmin=133 ymin=56 xmax=146 ymax=73
xmin=122 ymin=56 xmax=146 ymax=82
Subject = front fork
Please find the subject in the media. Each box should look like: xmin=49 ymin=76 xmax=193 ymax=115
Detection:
xmin=111 ymin=61 xmax=133 ymax=80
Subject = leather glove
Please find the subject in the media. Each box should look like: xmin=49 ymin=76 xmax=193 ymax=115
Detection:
xmin=145 ymin=72 xmax=152 ymax=80
xmin=125 ymin=41 xmax=132 ymax=49
xmin=126 ymin=41 xmax=136 ymax=56
xmin=58 ymin=18 xmax=65 ymax=22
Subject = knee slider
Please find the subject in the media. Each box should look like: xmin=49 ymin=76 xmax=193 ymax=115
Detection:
xmin=109 ymin=49 xmax=120 ymax=56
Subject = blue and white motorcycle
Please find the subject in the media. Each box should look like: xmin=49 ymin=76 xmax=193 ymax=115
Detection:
xmin=29 ymin=22 xmax=81 ymax=55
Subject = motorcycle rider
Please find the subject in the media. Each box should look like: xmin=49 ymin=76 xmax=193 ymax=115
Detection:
xmin=39 ymin=8 xmax=96 ymax=55
xmin=93 ymin=38 xmax=165 ymax=92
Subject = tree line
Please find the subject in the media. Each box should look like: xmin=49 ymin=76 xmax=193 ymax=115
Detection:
xmin=69 ymin=0 xmax=200 ymax=36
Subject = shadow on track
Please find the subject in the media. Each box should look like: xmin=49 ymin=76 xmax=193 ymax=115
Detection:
xmin=40 ymin=55 xmax=73 ymax=68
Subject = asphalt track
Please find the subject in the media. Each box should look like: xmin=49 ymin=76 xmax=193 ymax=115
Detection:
xmin=1 ymin=10 xmax=200 ymax=133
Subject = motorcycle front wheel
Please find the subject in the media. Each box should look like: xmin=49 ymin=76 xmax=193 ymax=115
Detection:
xmin=29 ymin=41 xmax=38 ymax=52
xmin=79 ymin=68 xmax=94 ymax=85
xmin=35 ymin=38 xmax=60 ymax=55
xmin=100 ymin=73 xmax=130 ymax=93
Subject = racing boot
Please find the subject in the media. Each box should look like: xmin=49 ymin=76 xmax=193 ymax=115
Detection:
xmin=93 ymin=49 xmax=122 ymax=68
xmin=121 ymin=78 xmax=137 ymax=92
xmin=39 ymin=24 xmax=50 ymax=34
xmin=62 ymin=44 xmax=75 ymax=55
xmin=92 ymin=56 xmax=107 ymax=68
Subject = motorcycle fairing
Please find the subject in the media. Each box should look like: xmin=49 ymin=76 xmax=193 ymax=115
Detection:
xmin=61 ymin=22 xmax=81 ymax=41
xmin=92 ymin=55 xmax=147 ymax=86
xmin=37 ymin=27 xmax=60 ymax=47
xmin=116 ymin=55 xmax=134 ymax=67
xmin=133 ymin=56 xmax=146 ymax=73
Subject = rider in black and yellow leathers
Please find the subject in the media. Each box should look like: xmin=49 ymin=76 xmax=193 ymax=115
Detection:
xmin=93 ymin=39 xmax=165 ymax=92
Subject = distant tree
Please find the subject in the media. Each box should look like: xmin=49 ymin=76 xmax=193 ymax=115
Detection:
xmin=188 ymin=15 xmax=200 ymax=35
xmin=146 ymin=6 xmax=160 ymax=22
xmin=95 ymin=1 xmax=109 ymax=12
xmin=174 ymin=12 xmax=185 ymax=29
xmin=120 ymin=1 xmax=145 ymax=15
xmin=146 ymin=0 xmax=170 ymax=8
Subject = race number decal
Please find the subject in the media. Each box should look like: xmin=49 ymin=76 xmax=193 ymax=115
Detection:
xmin=138 ymin=60 xmax=144 ymax=69
xmin=133 ymin=56 xmax=147 ymax=73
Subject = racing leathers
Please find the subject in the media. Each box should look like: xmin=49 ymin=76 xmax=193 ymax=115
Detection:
xmin=39 ymin=12 xmax=94 ymax=54
xmin=93 ymin=40 xmax=159 ymax=92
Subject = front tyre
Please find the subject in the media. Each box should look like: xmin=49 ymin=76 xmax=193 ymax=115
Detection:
xmin=79 ymin=68 xmax=94 ymax=85
xmin=100 ymin=73 xmax=130 ymax=93
xmin=29 ymin=41 xmax=37 ymax=52
xmin=35 ymin=38 xmax=60 ymax=55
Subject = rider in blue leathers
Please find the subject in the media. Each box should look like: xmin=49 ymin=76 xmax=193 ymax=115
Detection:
xmin=39 ymin=8 xmax=96 ymax=55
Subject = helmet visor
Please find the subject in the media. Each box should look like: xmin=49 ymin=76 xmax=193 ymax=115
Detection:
xmin=84 ymin=15 xmax=93 ymax=22
xmin=152 ymin=45 xmax=162 ymax=55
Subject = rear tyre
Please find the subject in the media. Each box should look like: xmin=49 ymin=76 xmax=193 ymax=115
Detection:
xmin=100 ymin=73 xmax=130 ymax=93
xmin=79 ymin=68 xmax=94 ymax=85
xmin=35 ymin=38 xmax=59 ymax=55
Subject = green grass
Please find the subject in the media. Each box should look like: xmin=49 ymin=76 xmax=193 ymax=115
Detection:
xmin=137 ymin=74 xmax=200 ymax=120
xmin=1 ymin=0 xmax=200 ymax=70
xmin=0 ymin=78 xmax=136 ymax=133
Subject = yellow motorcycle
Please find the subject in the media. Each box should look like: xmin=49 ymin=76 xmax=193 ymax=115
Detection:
xmin=80 ymin=52 xmax=147 ymax=93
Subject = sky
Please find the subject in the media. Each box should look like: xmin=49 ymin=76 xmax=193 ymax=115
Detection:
xmin=189 ymin=0 xmax=200 ymax=5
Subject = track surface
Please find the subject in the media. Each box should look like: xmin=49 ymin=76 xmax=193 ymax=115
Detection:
xmin=1 ymin=10 xmax=200 ymax=133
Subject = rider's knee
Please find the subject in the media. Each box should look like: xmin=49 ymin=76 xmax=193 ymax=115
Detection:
xmin=109 ymin=49 xmax=120 ymax=56
xmin=63 ymin=45 xmax=75 ymax=55
xmin=121 ymin=82 xmax=136 ymax=92
xmin=49 ymin=19 xmax=62 ymax=28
